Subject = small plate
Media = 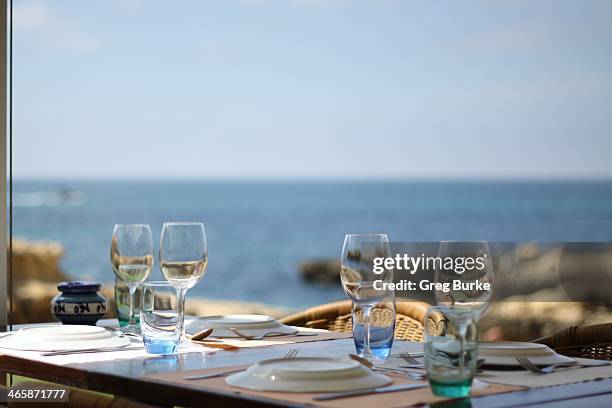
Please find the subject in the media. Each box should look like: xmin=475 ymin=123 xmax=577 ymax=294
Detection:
xmin=0 ymin=325 xmax=130 ymax=351
xmin=226 ymin=357 xmax=392 ymax=392
xmin=187 ymin=315 xmax=297 ymax=338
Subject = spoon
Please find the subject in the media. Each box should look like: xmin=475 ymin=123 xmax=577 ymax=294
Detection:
xmin=189 ymin=328 xmax=214 ymax=341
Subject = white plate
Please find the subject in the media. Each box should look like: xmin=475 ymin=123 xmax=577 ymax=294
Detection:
xmin=226 ymin=357 xmax=392 ymax=392
xmin=187 ymin=314 xmax=297 ymax=338
xmin=479 ymin=341 xmax=574 ymax=366
xmin=0 ymin=325 xmax=131 ymax=351
xmin=479 ymin=341 xmax=549 ymax=356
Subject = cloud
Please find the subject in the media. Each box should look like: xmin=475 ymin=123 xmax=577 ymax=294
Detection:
xmin=458 ymin=24 xmax=551 ymax=53
xmin=12 ymin=0 xmax=101 ymax=53
xmin=47 ymin=33 xmax=101 ymax=53
xmin=13 ymin=0 xmax=51 ymax=31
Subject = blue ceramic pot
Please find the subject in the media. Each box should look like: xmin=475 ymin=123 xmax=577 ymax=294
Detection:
xmin=51 ymin=281 xmax=107 ymax=325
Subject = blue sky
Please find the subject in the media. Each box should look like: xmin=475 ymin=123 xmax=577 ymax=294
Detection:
xmin=12 ymin=0 xmax=612 ymax=180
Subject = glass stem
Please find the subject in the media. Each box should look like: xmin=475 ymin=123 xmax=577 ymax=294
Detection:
xmin=362 ymin=305 xmax=372 ymax=357
xmin=176 ymin=286 xmax=188 ymax=340
xmin=128 ymin=284 xmax=137 ymax=326
xmin=458 ymin=322 xmax=468 ymax=372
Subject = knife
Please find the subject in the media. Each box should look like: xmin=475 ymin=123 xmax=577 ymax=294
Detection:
xmin=313 ymin=383 xmax=428 ymax=401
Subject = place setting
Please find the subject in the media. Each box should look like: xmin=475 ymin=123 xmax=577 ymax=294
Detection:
xmin=149 ymin=237 xmax=521 ymax=405
xmin=184 ymin=314 xmax=349 ymax=349
xmin=0 ymin=222 xmax=214 ymax=360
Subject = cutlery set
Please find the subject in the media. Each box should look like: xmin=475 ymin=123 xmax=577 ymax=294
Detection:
xmin=349 ymin=353 xmax=426 ymax=380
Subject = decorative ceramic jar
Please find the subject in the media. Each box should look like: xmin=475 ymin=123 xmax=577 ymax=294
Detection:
xmin=51 ymin=281 xmax=107 ymax=325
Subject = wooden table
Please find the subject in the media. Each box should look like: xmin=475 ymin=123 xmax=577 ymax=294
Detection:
xmin=2 ymin=322 xmax=612 ymax=408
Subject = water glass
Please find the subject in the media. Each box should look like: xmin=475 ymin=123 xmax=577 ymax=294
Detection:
xmin=141 ymin=282 xmax=181 ymax=355
xmin=352 ymin=293 xmax=395 ymax=360
xmin=424 ymin=306 xmax=478 ymax=398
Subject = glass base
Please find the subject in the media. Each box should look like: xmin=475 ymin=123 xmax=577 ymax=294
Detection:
xmin=144 ymin=338 xmax=178 ymax=355
xmin=118 ymin=317 xmax=140 ymax=328
xmin=176 ymin=337 xmax=197 ymax=350
xmin=120 ymin=324 xmax=141 ymax=335
xmin=429 ymin=378 xmax=472 ymax=398
xmin=355 ymin=344 xmax=392 ymax=361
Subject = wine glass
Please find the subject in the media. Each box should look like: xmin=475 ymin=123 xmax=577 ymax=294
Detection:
xmin=159 ymin=222 xmax=208 ymax=343
xmin=110 ymin=224 xmax=154 ymax=334
xmin=434 ymin=241 xmax=494 ymax=322
xmin=340 ymin=234 xmax=392 ymax=359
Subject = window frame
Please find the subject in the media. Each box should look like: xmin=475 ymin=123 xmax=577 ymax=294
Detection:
xmin=1 ymin=0 xmax=9 ymax=331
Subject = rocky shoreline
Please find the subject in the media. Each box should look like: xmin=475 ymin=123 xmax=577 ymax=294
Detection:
xmin=10 ymin=239 xmax=291 ymax=324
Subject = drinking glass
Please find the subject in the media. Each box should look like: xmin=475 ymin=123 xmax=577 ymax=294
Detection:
xmin=110 ymin=224 xmax=153 ymax=334
xmin=160 ymin=222 xmax=208 ymax=343
xmin=435 ymin=241 xmax=493 ymax=321
xmin=340 ymin=233 xmax=393 ymax=360
xmin=141 ymin=281 xmax=181 ymax=355
xmin=352 ymin=291 xmax=395 ymax=359
xmin=424 ymin=306 xmax=478 ymax=398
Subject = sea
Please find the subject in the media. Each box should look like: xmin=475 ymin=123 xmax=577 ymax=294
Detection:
xmin=12 ymin=180 xmax=612 ymax=309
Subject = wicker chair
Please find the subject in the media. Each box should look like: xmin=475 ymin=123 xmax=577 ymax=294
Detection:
xmin=281 ymin=299 xmax=445 ymax=342
xmin=533 ymin=322 xmax=612 ymax=361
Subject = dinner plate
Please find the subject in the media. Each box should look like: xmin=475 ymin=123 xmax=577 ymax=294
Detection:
xmin=479 ymin=341 xmax=549 ymax=355
xmin=187 ymin=314 xmax=297 ymax=338
xmin=226 ymin=357 xmax=392 ymax=392
xmin=478 ymin=341 xmax=574 ymax=366
xmin=0 ymin=325 xmax=131 ymax=351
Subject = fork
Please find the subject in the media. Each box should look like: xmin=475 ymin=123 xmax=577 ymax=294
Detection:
xmin=229 ymin=328 xmax=317 ymax=340
xmin=348 ymin=354 xmax=426 ymax=380
xmin=283 ymin=348 xmax=299 ymax=359
xmin=184 ymin=348 xmax=299 ymax=380
xmin=399 ymin=351 xmax=420 ymax=365
xmin=515 ymin=356 xmax=609 ymax=374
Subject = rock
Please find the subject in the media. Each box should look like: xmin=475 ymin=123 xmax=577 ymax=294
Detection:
xmin=11 ymin=239 xmax=68 ymax=284
xmin=479 ymin=295 xmax=612 ymax=341
xmin=491 ymin=246 xmax=562 ymax=300
xmin=184 ymin=298 xmax=292 ymax=319
xmin=299 ymin=260 xmax=340 ymax=284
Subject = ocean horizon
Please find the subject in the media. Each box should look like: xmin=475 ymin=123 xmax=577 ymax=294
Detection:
xmin=12 ymin=180 xmax=612 ymax=308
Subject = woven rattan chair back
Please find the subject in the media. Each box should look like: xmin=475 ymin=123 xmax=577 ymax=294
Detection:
xmin=280 ymin=299 xmax=445 ymax=342
xmin=533 ymin=322 xmax=612 ymax=361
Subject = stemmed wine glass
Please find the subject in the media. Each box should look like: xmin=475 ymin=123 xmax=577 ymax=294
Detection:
xmin=110 ymin=224 xmax=154 ymax=334
xmin=159 ymin=222 xmax=208 ymax=344
xmin=340 ymin=234 xmax=392 ymax=359
xmin=435 ymin=241 xmax=494 ymax=322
